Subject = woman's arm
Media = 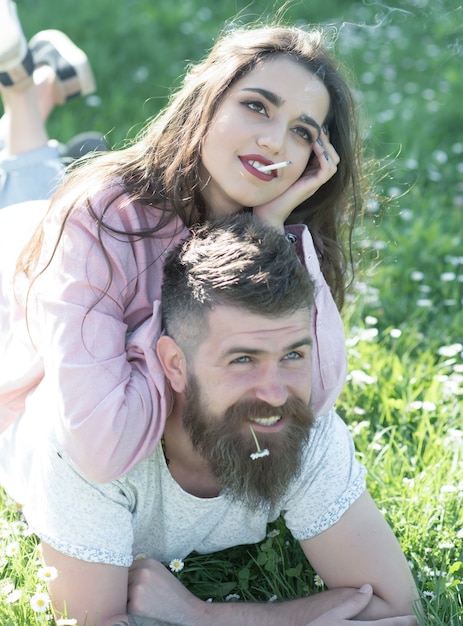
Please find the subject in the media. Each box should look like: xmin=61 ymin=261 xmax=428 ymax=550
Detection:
xmin=251 ymin=134 xmax=346 ymax=418
xmin=285 ymin=224 xmax=347 ymax=417
xmin=31 ymin=197 xmax=187 ymax=482
xmin=252 ymin=134 xmax=340 ymax=232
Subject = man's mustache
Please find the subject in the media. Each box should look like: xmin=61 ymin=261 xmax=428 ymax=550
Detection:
xmin=222 ymin=397 xmax=312 ymax=429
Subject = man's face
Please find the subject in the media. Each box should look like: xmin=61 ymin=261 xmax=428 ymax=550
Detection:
xmin=182 ymin=305 xmax=314 ymax=508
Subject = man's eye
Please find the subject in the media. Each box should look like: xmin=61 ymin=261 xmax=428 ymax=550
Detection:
xmin=232 ymin=356 xmax=251 ymax=364
xmin=283 ymin=351 xmax=303 ymax=360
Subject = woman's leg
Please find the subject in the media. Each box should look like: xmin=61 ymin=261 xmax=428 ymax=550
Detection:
xmin=0 ymin=0 xmax=47 ymax=155
xmin=0 ymin=0 xmax=97 ymax=207
xmin=0 ymin=81 xmax=49 ymax=156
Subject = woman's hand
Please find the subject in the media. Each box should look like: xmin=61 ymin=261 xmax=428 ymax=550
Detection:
xmin=253 ymin=130 xmax=339 ymax=231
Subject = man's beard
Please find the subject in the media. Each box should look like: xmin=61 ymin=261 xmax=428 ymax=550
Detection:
xmin=182 ymin=374 xmax=314 ymax=509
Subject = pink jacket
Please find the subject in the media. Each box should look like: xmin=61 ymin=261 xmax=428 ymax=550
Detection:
xmin=0 ymin=189 xmax=346 ymax=483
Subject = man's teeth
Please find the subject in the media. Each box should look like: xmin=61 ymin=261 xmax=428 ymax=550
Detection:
xmin=251 ymin=416 xmax=281 ymax=426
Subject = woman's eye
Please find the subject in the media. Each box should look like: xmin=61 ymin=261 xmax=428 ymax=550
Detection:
xmin=293 ymin=127 xmax=314 ymax=143
xmin=243 ymin=100 xmax=266 ymax=115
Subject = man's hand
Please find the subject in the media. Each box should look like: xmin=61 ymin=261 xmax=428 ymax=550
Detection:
xmin=128 ymin=558 xmax=202 ymax=623
xmin=307 ymin=585 xmax=418 ymax=626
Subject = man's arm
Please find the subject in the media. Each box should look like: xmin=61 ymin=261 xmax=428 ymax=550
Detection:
xmin=41 ymin=541 xmax=129 ymax=626
xmin=42 ymin=490 xmax=420 ymax=626
xmin=122 ymin=492 xmax=420 ymax=626
xmin=43 ymin=540 xmax=357 ymax=626
xmin=108 ymin=591 xmax=418 ymax=626
xmin=121 ymin=553 xmax=418 ymax=626
xmin=301 ymin=491 xmax=421 ymax=619
xmin=43 ymin=537 xmax=357 ymax=626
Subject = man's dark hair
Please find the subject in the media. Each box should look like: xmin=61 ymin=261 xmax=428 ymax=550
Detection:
xmin=161 ymin=213 xmax=314 ymax=353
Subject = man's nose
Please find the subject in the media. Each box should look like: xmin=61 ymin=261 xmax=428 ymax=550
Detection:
xmin=253 ymin=365 xmax=288 ymax=407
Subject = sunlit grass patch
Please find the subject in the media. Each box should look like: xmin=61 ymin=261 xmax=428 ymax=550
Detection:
xmin=337 ymin=317 xmax=463 ymax=624
xmin=0 ymin=498 xmax=55 ymax=624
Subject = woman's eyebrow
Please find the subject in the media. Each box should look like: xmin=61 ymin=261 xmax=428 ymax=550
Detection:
xmin=242 ymin=86 xmax=284 ymax=107
xmin=242 ymin=87 xmax=321 ymax=134
xmin=299 ymin=114 xmax=321 ymax=135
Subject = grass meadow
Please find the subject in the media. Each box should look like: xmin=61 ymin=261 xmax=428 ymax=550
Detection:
xmin=1 ymin=0 xmax=462 ymax=623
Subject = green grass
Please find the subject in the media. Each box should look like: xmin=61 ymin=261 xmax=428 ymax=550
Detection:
xmin=1 ymin=0 xmax=462 ymax=623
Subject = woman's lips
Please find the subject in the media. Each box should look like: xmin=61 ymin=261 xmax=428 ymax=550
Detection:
xmin=239 ymin=155 xmax=276 ymax=180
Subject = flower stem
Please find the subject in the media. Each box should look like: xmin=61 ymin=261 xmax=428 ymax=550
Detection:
xmin=248 ymin=424 xmax=270 ymax=460
xmin=249 ymin=424 xmax=262 ymax=452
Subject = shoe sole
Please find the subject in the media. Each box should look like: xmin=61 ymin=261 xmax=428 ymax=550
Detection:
xmin=29 ymin=29 xmax=96 ymax=103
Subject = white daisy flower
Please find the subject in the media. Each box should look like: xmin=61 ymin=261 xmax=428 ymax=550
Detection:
xmin=314 ymin=574 xmax=325 ymax=588
xmin=30 ymin=591 xmax=50 ymax=613
xmin=249 ymin=424 xmax=270 ymax=460
xmin=5 ymin=541 xmax=20 ymax=557
xmin=37 ymin=566 xmax=58 ymax=582
xmin=5 ymin=589 xmax=22 ymax=604
xmin=169 ymin=558 xmax=185 ymax=573
xmin=250 ymin=449 xmax=270 ymax=460
xmin=225 ymin=593 xmax=240 ymax=601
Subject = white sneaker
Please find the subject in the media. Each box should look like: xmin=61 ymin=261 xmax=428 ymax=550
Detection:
xmin=0 ymin=0 xmax=27 ymax=70
xmin=0 ymin=0 xmax=33 ymax=88
xmin=29 ymin=30 xmax=96 ymax=104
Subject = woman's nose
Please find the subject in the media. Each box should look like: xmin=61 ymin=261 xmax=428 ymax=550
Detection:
xmin=256 ymin=120 xmax=285 ymax=155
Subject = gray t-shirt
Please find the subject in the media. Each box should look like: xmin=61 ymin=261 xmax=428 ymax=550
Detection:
xmin=23 ymin=409 xmax=366 ymax=567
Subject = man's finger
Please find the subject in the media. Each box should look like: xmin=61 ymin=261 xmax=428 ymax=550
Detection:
xmin=330 ymin=584 xmax=374 ymax=620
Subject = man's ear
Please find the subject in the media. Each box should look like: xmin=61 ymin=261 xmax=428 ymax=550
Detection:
xmin=156 ymin=335 xmax=188 ymax=393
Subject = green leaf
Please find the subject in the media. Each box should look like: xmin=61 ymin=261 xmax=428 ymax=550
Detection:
xmin=285 ymin=563 xmax=303 ymax=577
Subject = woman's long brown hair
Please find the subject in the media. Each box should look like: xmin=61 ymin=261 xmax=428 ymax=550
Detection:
xmin=19 ymin=22 xmax=366 ymax=311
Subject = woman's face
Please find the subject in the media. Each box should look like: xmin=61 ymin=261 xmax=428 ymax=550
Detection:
xmin=200 ymin=55 xmax=330 ymax=217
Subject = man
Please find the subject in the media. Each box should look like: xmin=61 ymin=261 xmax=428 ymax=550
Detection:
xmin=8 ymin=215 xmax=418 ymax=625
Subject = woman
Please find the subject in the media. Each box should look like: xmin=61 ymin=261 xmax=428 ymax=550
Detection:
xmin=0 ymin=21 xmax=363 ymax=487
